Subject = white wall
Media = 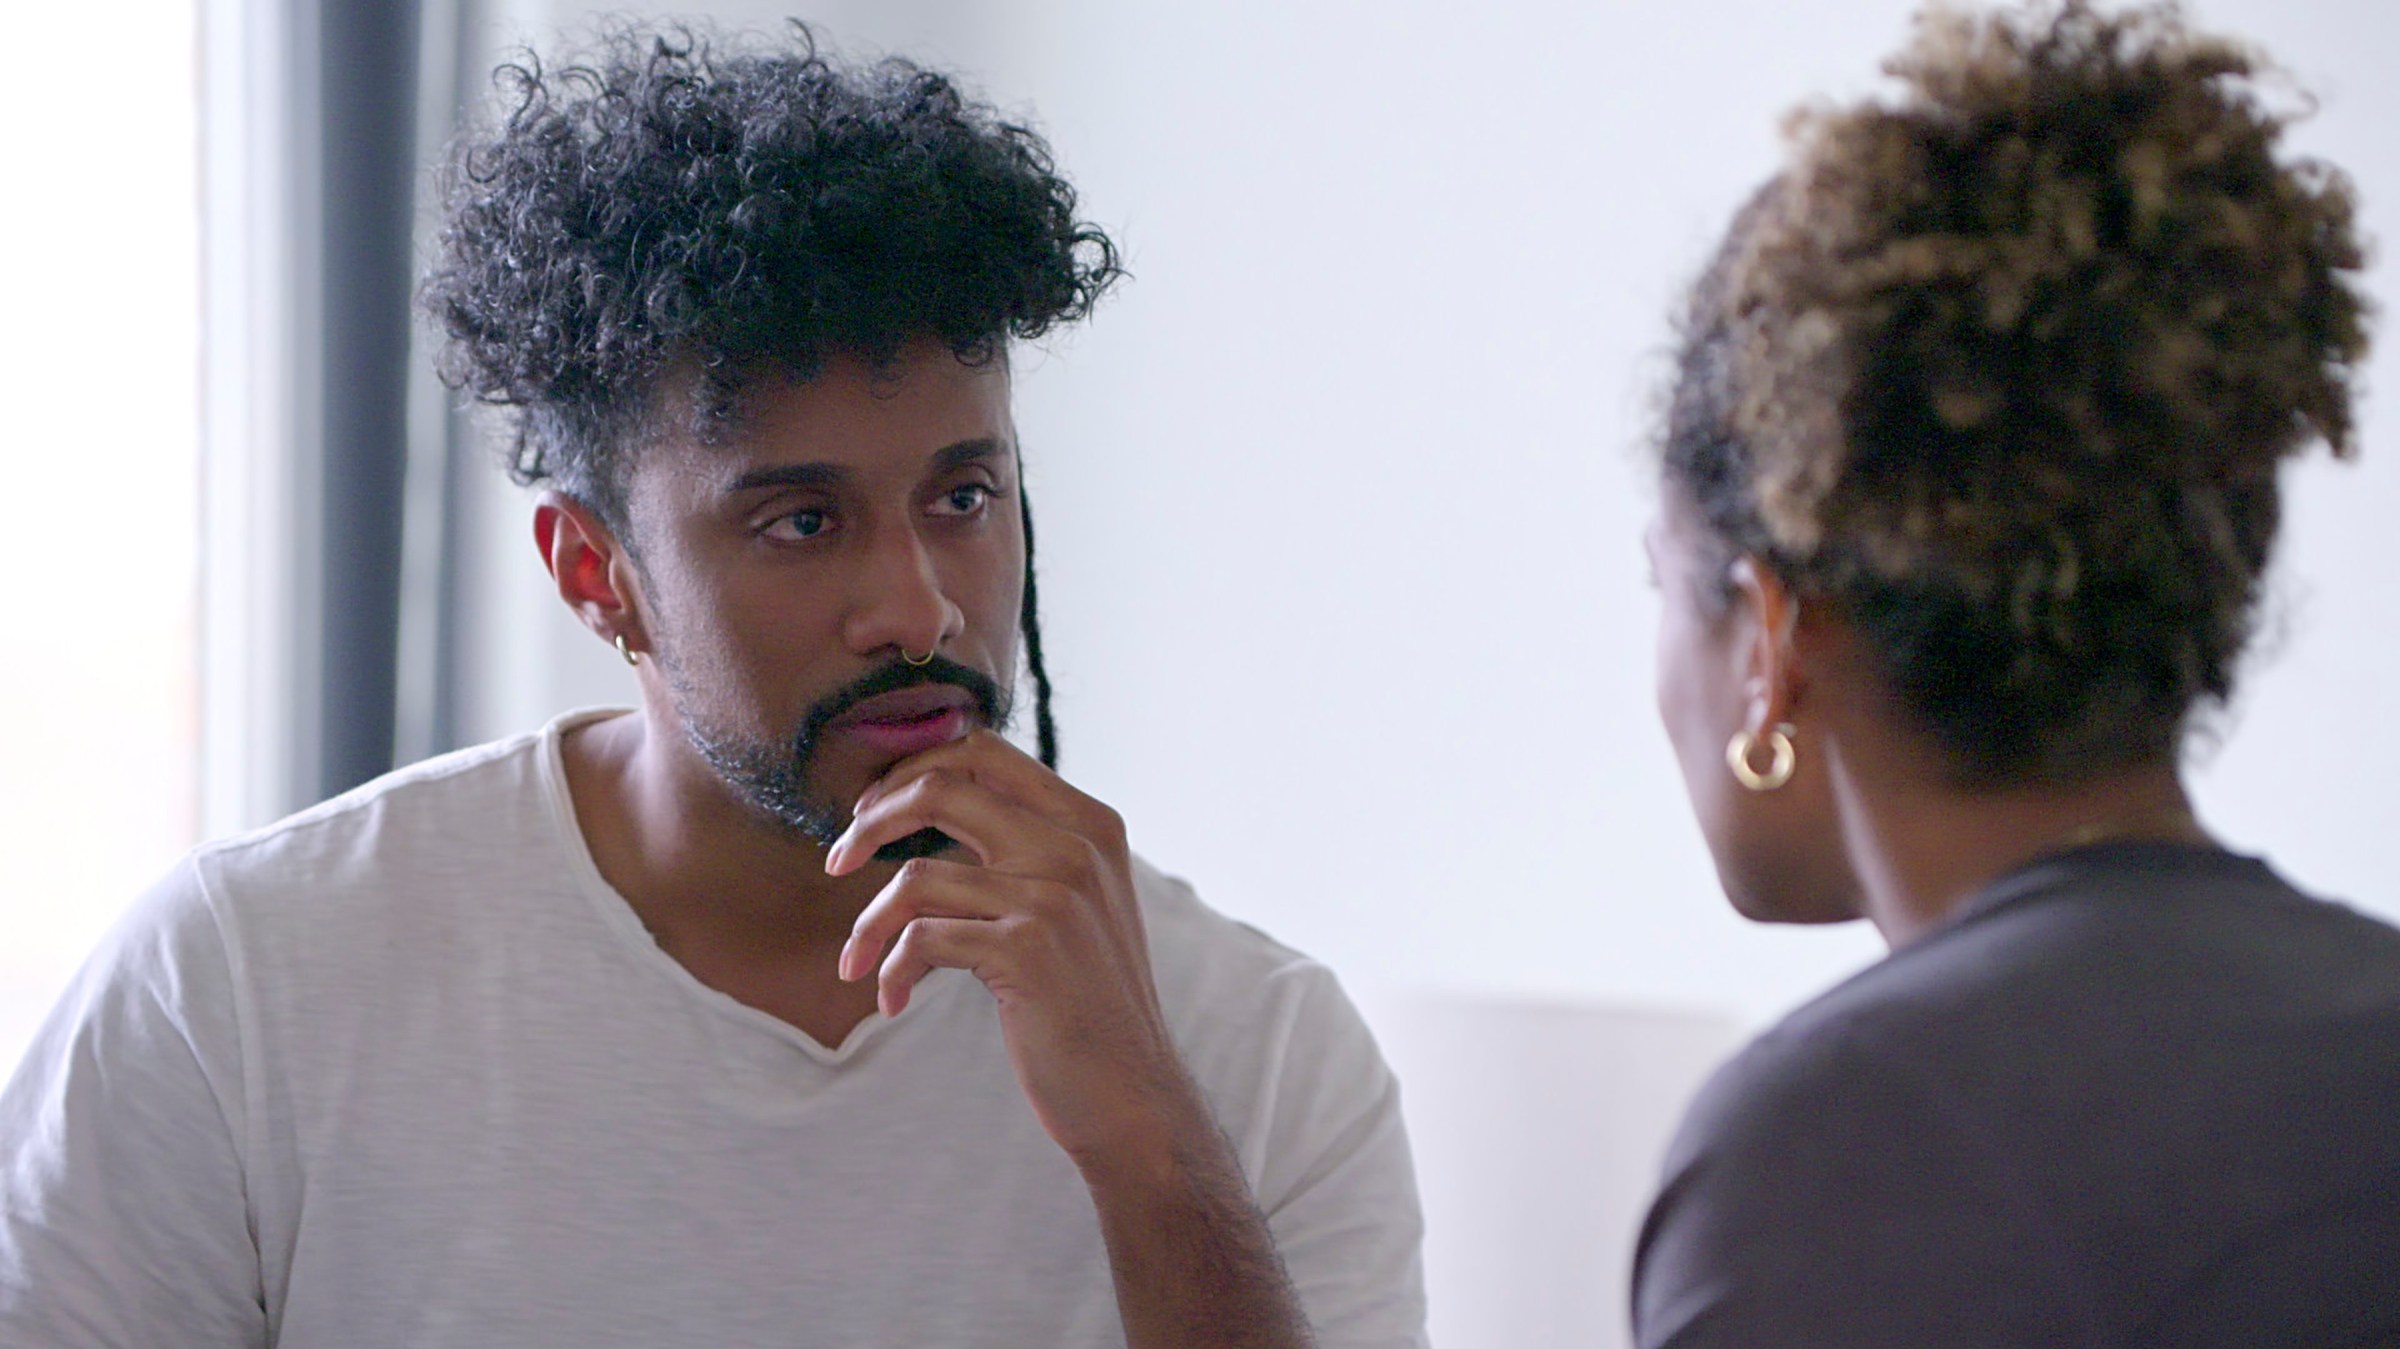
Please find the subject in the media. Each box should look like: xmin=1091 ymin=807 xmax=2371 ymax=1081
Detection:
xmin=459 ymin=0 xmax=2400 ymax=1028
xmin=1010 ymin=0 xmax=2400 ymax=1026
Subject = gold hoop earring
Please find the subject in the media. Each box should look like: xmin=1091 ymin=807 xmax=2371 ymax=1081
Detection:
xmin=1726 ymin=723 xmax=1797 ymax=792
xmin=901 ymin=648 xmax=935 ymax=667
xmin=615 ymin=633 xmax=639 ymax=667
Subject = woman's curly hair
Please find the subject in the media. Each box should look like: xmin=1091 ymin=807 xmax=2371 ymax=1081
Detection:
xmin=1662 ymin=0 xmax=2372 ymax=786
xmin=421 ymin=22 xmax=1124 ymax=524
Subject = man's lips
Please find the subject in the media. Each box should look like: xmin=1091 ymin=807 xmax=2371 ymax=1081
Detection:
xmin=828 ymin=685 xmax=977 ymax=758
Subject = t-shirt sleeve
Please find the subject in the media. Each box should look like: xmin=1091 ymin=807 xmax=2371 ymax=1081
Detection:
xmin=0 ymin=859 xmax=268 ymax=1347
xmin=1630 ymin=1030 xmax=2091 ymax=1349
xmin=1249 ymin=963 xmax=1428 ymax=1349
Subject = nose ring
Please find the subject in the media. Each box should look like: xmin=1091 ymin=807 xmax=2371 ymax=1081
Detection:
xmin=901 ymin=648 xmax=935 ymax=667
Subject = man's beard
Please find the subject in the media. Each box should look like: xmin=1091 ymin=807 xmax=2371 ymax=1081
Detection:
xmin=676 ymin=653 xmax=1012 ymax=861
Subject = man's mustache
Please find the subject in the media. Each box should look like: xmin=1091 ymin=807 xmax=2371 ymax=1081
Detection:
xmin=793 ymin=655 xmax=1009 ymax=864
xmin=796 ymin=655 xmax=1009 ymax=751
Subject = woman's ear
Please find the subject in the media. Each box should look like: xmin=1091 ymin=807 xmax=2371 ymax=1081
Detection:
xmin=1727 ymin=556 xmax=1804 ymax=738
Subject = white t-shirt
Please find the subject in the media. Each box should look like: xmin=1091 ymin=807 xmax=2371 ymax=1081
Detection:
xmin=0 ymin=711 xmax=1426 ymax=1347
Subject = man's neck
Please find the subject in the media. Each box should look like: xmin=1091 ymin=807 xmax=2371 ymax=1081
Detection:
xmin=561 ymin=709 xmax=892 ymax=1046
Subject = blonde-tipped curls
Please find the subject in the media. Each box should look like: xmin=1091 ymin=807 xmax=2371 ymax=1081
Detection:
xmin=1662 ymin=0 xmax=2371 ymax=785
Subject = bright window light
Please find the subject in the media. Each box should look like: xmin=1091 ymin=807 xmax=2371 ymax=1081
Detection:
xmin=0 ymin=4 xmax=201 ymax=1075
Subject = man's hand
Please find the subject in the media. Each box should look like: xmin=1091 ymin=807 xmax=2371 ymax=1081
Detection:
xmin=827 ymin=728 xmax=1183 ymax=1163
xmin=825 ymin=730 xmax=1315 ymax=1348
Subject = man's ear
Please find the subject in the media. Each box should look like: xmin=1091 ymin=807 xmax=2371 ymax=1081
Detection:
xmin=1727 ymin=555 xmax=1804 ymax=736
xmin=533 ymin=491 xmax=648 ymax=654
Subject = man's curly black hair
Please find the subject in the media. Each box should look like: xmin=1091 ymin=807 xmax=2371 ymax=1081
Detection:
xmin=422 ymin=22 xmax=1126 ymax=768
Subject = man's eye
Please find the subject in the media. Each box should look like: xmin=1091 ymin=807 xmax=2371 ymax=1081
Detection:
xmin=937 ymin=484 xmax=993 ymax=515
xmin=765 ymin=509 xmax=829 ymax=541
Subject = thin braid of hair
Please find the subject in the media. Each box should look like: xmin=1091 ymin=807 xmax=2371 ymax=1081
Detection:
xmin=1018 ymin=489 xmax=1060 ymax=769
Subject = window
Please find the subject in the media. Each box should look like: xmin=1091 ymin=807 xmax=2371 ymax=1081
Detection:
xmin=0 ymin=6 xmax=202 ymax=1073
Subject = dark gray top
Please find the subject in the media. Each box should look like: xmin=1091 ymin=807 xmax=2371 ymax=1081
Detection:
xmin=1633 ymin=841 xmax=2400 ymax=1348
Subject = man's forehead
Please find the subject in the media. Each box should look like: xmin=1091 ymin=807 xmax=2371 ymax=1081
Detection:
xmin=644 ymin=346 xmax=1017 ymax=489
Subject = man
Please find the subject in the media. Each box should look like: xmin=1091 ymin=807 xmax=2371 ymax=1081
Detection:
xmin=0 ymin=26 xmax=1425 ymax=1348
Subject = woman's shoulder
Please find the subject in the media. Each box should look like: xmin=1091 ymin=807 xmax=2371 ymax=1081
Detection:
xmin=1639 ymin=842 xmax=2400 ymax=1346
xmin=1783 ymin=841 xmax=2400 ymax=1048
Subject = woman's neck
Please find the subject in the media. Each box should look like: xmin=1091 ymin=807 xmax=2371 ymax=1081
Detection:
xmin=1825 ymin=737 xmax=2211 ymax=949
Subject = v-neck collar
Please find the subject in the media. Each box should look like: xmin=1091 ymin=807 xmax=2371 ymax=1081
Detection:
xmin=532 ymin=707 xmax=964 ymax=1066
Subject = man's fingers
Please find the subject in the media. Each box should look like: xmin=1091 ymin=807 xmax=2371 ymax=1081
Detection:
xmin=852 ymin=729 xmax=1041 ymax=813
xmin=827 ymin=764 xmax=1087 ymax=879
xmin=839 ymin=857 xmax=1009 ymax=981
xmin=852 ymin=729 xmax=1125 ymax=850
xmin=875 ymin=915 xmax=1003 ymax=1017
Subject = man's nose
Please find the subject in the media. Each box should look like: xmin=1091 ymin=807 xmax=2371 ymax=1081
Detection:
xmin=841 ymin=516 xmax=963 ymax=660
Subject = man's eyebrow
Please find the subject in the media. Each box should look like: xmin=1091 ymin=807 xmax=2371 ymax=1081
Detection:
xmin=727 ymin=462 xmax=846 ymax=494
xmin=722 ymin=437 xmax=1014 ymax=495
xmin=932 ymin=436 xmax=1014 ymax=472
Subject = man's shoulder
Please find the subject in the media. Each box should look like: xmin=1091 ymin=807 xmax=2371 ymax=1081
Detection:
xmin=200 ymin=728 xmax=547 ymax=868
xmin=1130 ymin=856 xmax=1325 ymax=992
xmin=181 ymin=716 xmax=602 ymax=941
xmin=1129 ymin=857 xmax=1372 ymax=1049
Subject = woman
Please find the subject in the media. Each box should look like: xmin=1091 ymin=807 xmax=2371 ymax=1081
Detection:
xmin=1634 ymin=3 xmax=2398 ymax=1346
